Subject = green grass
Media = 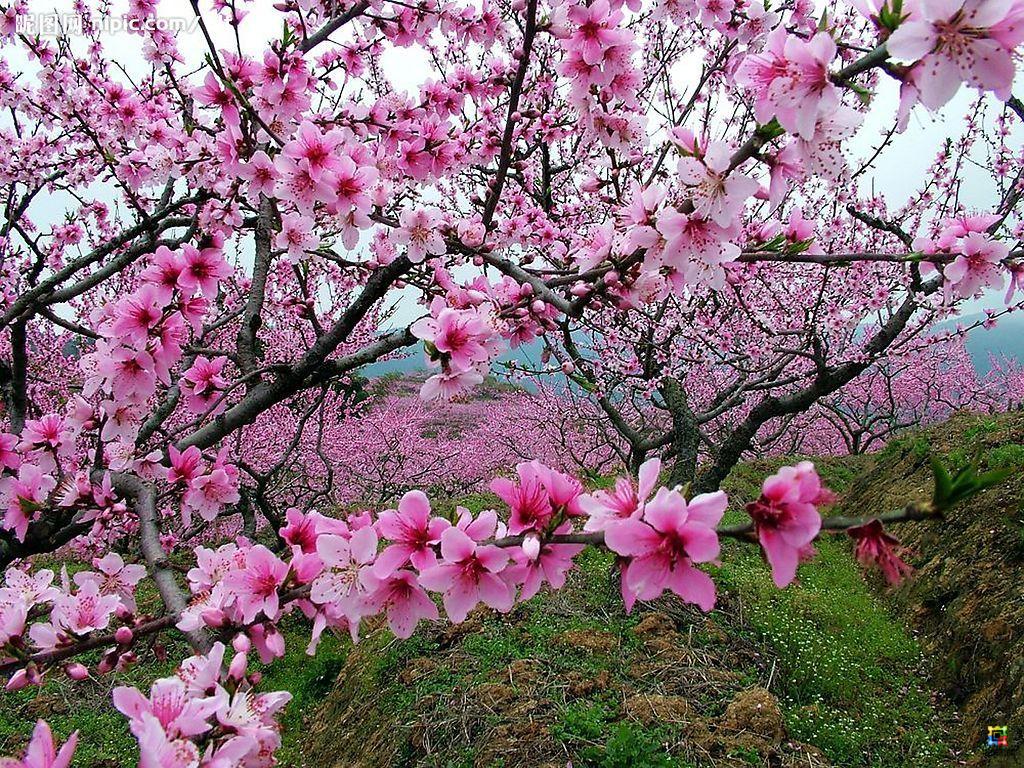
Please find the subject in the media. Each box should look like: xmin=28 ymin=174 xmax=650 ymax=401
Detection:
xmin=715 ymin=458 xmax=952 ymax=767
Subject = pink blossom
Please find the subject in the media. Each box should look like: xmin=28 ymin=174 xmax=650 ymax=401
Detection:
xmin=0 ymin=720 xmax=77 ymax=768
xmin=177 ymin=244 xmax=231 ymax=297
xmin=580 ymin=457 xmax=660 ymax=531
xmin=676 ymin=141 xmax=759 ymax=227
xmin=74 ymin=552 xmax=146 ymax=613
xmin=113 ymin=677 xmax=221 ymax=739
xmin=181 ymin=356 xmax=230 ymax=414
xmin=490 ymin=461 xmax=553 ymax=534
xmin=418 ymin=522 xmax=512 ymax=623
xmin=941 ymin=232 xmax=1009 ymax=297
xmin=419 ymin=368 xmax=484 ymax=401
xmin=366 ymin=570 xmax=439 ymax=638
xmin=605 ymin=487 xmax=725 ymax=611
xmin=734 ymin=29 xmax=838 ymax=140
xmin=223 ymin=545 xmax=290 ymax=623
xmin=51 ymin=580 xmax=121 ymax=635
xmin=2 ymin=464 xmax=57 ymax=541
xmin=373 ymin=490 xmax=450 ymax=577
xmin=275 ymin=213 xmax=316 ymax=263
xmin=411 ymin=306 xmax=495 ymax=373
xmin=239 ymin=150 xmax=279 ymax=198
xmin=886 ymin=0 xmax=1024 ymax=108
xmin=745 ymin=462 xmax=829 ymax=587
xmin=392 ymin=207 xmax=446 ymax=263
xmin=310 ymin=527 xmax=379 ymax=629
xmin=167 ymin=445 xmax=203 ymax=485
xmin=848 ymin=519 xmax=914 ymax=585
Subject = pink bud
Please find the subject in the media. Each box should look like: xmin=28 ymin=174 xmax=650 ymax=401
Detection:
xmin=522 ymin=534 xmax=541 ymax=562
xmin=115 ymin=627 xmax=134 ymax=645
xmin=530 ymin=300 xmax=545 ymax=314
xmin=65 ymin=663 xmax=89 ymax=681
xmin=201 ymin=609 xmax=227 ymax=628
xmin=561 ymin=361 xmax=575 ymax=374
xmin=570 ymin=283 xmax=590 ymax=297
xmin=228 ymin=652 xmax=248 ymax=680
xmin=6 ymin=669 xmax=29 ymax=691
xmin=232 ymin=633 xmax=251 ymax=653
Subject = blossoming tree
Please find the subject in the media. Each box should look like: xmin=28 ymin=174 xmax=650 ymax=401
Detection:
xmin=0 ymin=0 xmax=1020 ymax=763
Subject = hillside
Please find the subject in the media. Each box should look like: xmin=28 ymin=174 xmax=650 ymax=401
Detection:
xmin=836 ymin=412 xmax=1024 ymax=768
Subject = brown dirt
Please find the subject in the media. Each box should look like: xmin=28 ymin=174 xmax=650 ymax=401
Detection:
xmin=836 ymin=411 xmax=1024 ymax=767
xmin=300 ymin=598 xmax=831 ymax=768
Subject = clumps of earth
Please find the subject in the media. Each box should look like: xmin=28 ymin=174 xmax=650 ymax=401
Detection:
xmin=300 ymin=595 xmax=831 ymax=768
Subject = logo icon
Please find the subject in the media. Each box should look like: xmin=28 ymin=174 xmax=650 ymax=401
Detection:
xmin=987 ymin=726 xmax=1009 ymax=747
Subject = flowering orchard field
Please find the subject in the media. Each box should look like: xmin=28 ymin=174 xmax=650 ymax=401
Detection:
xmin=0 ymin=0 xmax=1022 ymax=764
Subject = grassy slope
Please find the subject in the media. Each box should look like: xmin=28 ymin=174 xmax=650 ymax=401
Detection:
xmin=0 ymin=458 xmax=959 ymax=767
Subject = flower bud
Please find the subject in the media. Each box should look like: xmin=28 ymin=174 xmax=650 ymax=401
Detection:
xmin=522 ymin=534 xmax=541 ymax=562
xmin=65 ymin=663 xmax=89 ymax=681
xmin=229 ymin=652 xmax=249 ymax=681
xmin=115 ymin=626 xmax=134 ymax=645
xmin=232 ymin=633 xmax=251 ymax=653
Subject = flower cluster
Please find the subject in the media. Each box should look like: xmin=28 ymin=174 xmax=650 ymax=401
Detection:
xmin=114 ymin=640 xmax=291 ymax=768
xmin=914 ymin=215 xmax=1013 ymax=300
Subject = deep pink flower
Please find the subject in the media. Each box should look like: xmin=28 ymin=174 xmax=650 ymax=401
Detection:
xmin=411 ymin=306 xmax=495 ymax=373
xmin=490 ymin=461 xmax=554 ymax=534
xmin=605 ymin=487 xmax=725 ymax=611
xmin=373 ymin=490 xmax=450 ymax=577
xmin=223 ymin=545 xmax=290 ymax=623
xmin=167 ymin=445 xmax=203 ymax=485
xmin=745 ymin=462 xmax=829 ymax=587
xmin=176 ymin=244 xmax=231 ymax=297
xmin=848 ymin=519 xmax=914 ymax=585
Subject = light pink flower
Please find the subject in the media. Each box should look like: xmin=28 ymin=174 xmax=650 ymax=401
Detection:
xmin=51 ymin=580 xmax=121 ymax=635
xmin=1 ymin=720 xmax=77 ymax=768
xmin=580 ymin=457 xmax=661 ymax=531
xmin=605 ymin=487 xmax=725 ymax=611
xmin=367 ymin=570 xmax=439 ymax=638
xmin=373 ymin=490 xmax=450 ymax=577
xmin=113 ymin=677 xmax=221 ymax=739
xmin=886 ymin=0 xmax=1024 ymax=108
xmin=391 ymin=207 xmax=446 ymax=263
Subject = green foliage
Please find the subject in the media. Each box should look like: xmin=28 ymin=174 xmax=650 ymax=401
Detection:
xmin=931 ymin=455 xmax=1011 ymax=511
xmin=985 ymin=443 xmax=1024 ymax=470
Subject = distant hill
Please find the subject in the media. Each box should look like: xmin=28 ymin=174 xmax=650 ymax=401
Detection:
xmin=939 ymin=312 xmax=1024 ymax=373
xmin=362 ymin=312 xmax=1024 ymax=381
